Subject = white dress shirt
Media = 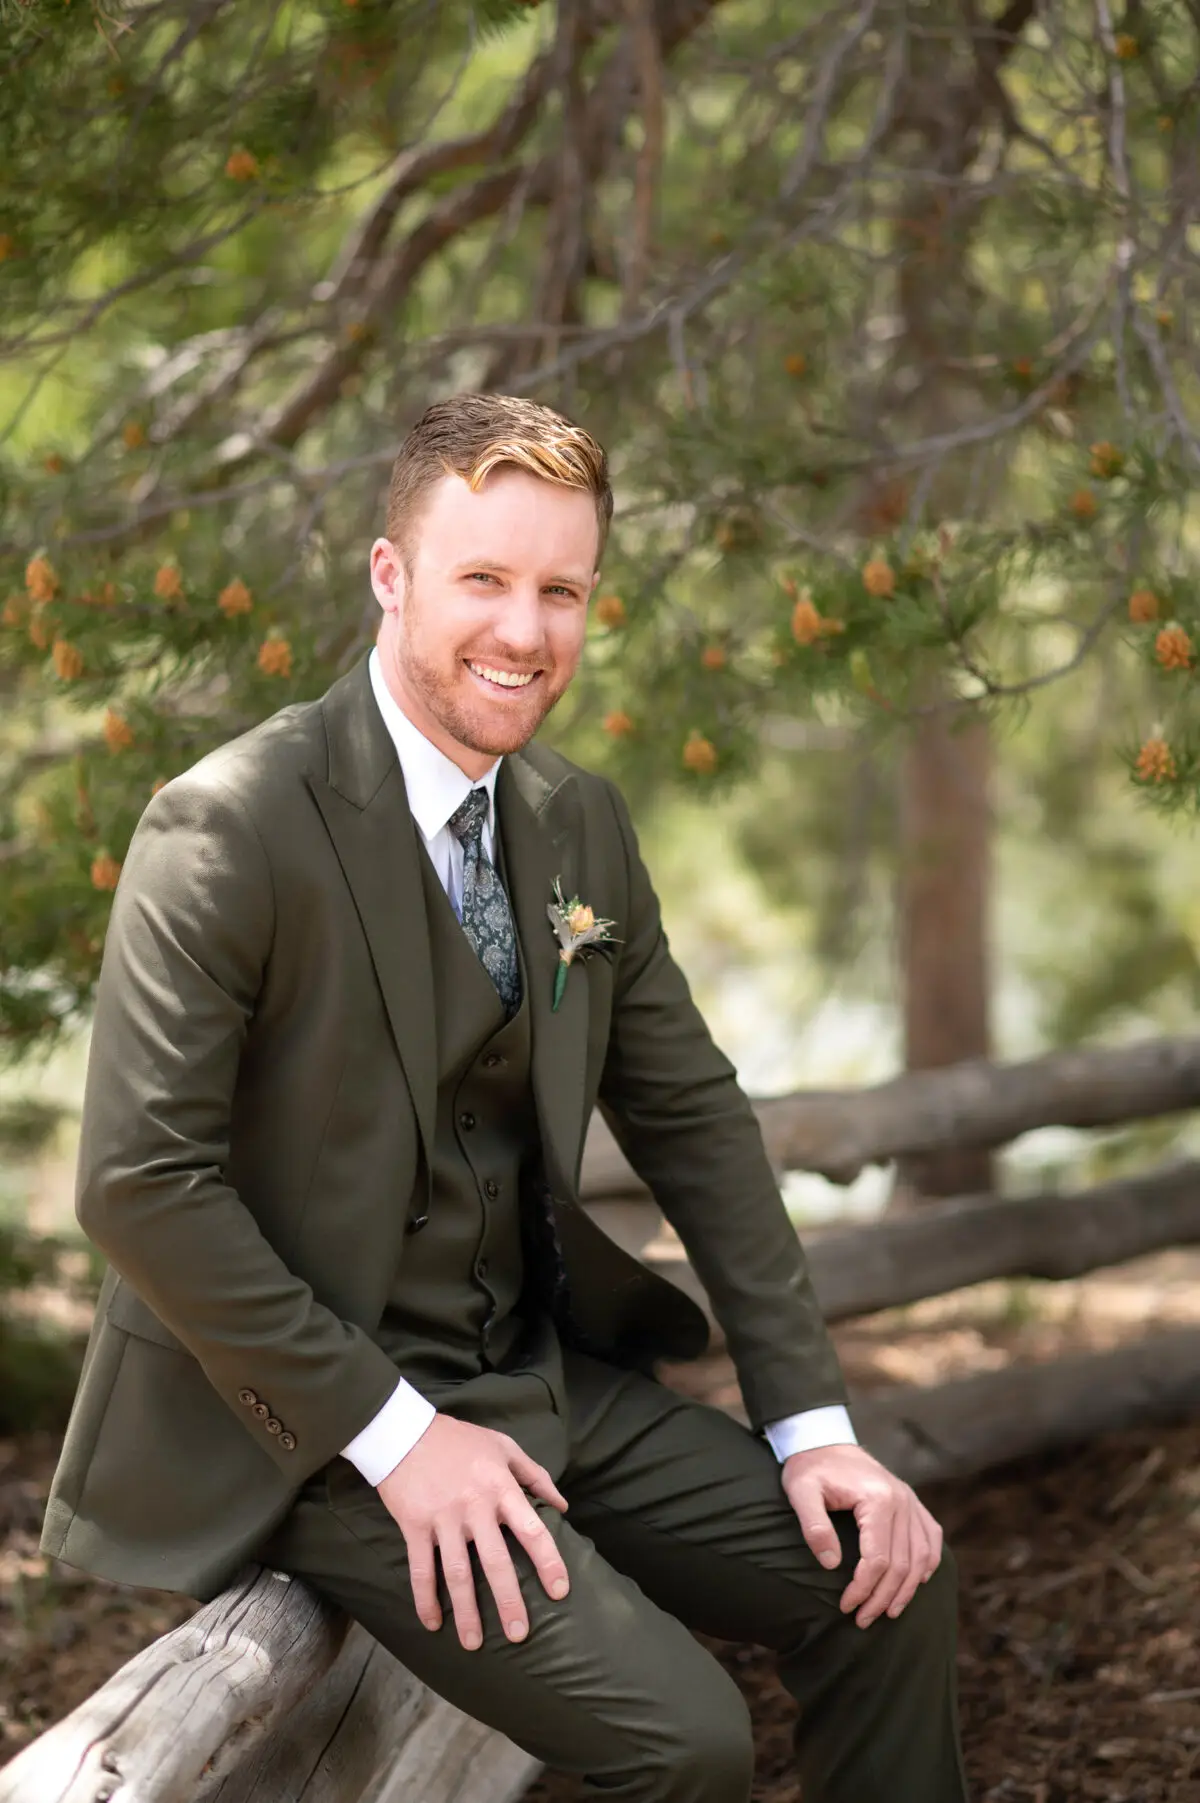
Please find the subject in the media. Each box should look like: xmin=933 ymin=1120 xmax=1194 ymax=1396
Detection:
xmin=340 ymin=646 xmax=856 ymax=1484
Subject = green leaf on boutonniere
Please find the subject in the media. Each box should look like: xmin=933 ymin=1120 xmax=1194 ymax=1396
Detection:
xmin=547 ymin=876 xmax=619 ymax=1012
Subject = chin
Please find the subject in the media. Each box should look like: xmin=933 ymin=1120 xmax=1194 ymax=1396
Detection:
xmin=470 ymin=719 xmax=540 ymax=757
xmin=451 ymin=686 xmax=559 ymax=756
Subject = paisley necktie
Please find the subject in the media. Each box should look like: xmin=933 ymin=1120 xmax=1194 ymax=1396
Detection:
xmin=448 ymin=788 xmax=522 ymax=1018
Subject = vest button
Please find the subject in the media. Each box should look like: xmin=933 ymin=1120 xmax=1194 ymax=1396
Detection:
xmin=476 ymin=1258 xmax=489 ymax=1279
xmin=252 ymin=1402 xmax=269 ymax=1420
xmin=265 ymin=1417 xmax=283 ymax=1435
xmin=484 ymin=1179 xmax=499 ymax=1199
xmin=406 ymin=1212 xmax=430 ymax=1235
xmin=482 ymin=1053 xmax=504 ymax=1069
xmin=459 ymin=1111 xmax=476 ymax=1131
xmin=279 ymin=1432 xmax=297 ymax=1451
xmin=238 ymin=1389 xmax=257 ymax=1407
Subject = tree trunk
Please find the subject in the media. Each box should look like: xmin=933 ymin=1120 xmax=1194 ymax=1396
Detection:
xmin=872 ymin=5 xmax=1038 ymax=1206
xmin=893 ymin=686 xmax=994 ymax=1204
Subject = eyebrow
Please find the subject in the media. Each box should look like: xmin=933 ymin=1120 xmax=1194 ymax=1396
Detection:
xmin=452 ymin=559 xmax=590 ymax=588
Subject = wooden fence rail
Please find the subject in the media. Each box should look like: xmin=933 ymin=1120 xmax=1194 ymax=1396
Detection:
xmin=8 ymin=1040 xmax=1200 ymax=1803
xmin=6 ymin=1328 xmax=1200 ymax=1803
xmin=642 ymin=1156 xmax=1200 ymax=1328
xmin=581 ymin=1034 xmax=1200 ymax=1193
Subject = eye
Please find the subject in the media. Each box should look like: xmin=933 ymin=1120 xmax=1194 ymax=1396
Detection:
xmin=466 ymin=571 xmax=497 ymax=584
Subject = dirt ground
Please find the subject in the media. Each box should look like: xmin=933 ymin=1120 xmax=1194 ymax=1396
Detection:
xmin=2 ymin=1253 xmax=1199 ymax=1802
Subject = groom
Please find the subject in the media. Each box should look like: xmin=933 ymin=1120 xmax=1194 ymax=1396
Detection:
xmin=41 ymin=393 xmax=969 ymax=1801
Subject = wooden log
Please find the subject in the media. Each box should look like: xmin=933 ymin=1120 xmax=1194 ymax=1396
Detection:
xmin=644 ymin=1158 xmax=1200 ymax=1328
xmin=854 ymin=1326 xmax=1200 ymax=1487
xmin=581 ymin=1034 xmax=1200 ymax=1192
xmin=0 ymin=1565 xmax=537 ymax=1803
xmin=6 ymin=1327 xmax=1200 ymax=1803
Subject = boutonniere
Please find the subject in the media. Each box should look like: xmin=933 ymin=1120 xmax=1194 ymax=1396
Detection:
xmin=546 ymin=877 xmax=620 ymax=1011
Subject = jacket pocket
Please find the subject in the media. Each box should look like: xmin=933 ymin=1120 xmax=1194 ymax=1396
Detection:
xmin=105 ymin=1279 xmax=189 ymax=1354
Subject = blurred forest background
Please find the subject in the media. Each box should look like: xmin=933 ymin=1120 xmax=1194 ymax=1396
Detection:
xmin=4 ymin=0 xmax=1200 ymax=1437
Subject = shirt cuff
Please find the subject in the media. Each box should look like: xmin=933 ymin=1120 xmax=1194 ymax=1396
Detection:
xmin=763 ymin=1404 xmax=858 ymax=1463
xmin=340 ymin=1377 xmax=437 ymax=1486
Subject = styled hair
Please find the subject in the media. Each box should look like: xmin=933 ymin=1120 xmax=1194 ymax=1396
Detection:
xmin=386 ymin=392 xmax=612 ymax=568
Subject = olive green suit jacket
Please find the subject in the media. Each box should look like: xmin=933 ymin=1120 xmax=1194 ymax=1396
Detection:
xmin=39 ymin=654 xmax=847 ymax=1601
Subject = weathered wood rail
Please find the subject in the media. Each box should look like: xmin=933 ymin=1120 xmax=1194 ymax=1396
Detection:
xmin=638 ymin=1156 xmax=1200 ymax=1332
xmin=581 ymin=1033 xmax=1200 ymax=1193
xmin=6 ymin=1328 xmax=1200 ymax=1803
xmin=7 ymin=1042 xmax=1200 ymax=1803
xmin=0 ymin=1562 xmax=538 ymax=1803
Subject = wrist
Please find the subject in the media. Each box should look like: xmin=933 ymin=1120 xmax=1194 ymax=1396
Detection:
xmin=377 ymin=1408 xmax=438 ymax=1488
xmin=340 ymin=1379 xmax=437 ymax=1486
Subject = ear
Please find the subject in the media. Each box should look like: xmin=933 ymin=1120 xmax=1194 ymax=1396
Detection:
xmin=369 ymin=537 xmax=405 ymax=615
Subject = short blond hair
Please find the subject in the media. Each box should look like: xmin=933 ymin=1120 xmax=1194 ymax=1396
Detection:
xmin=386 ymin=392 xmax=612 ymax=568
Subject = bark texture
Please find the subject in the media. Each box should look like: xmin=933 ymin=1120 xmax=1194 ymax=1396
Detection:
xmin=584 ymin=1036 xmax=1200 ymax=1193
xmin=9 ymin=1327 xmax=1200 ymax=1803
xmin=641 ymin=1160 xmax=1200 ymax=1327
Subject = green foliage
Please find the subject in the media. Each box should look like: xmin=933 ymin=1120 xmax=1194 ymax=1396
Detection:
xmin=0 ymin=1224 xmax=96 ymax=1434
xmin=3 ymin=0 xmax=1200 ymax=1055
xmin=0 ymin=1315 xmax=85 ymax=1435
xmin=0 ymin=1095 xmax=65 ymax=1159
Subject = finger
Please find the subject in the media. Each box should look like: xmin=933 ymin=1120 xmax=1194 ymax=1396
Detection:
xmin=788 ymin=1475 xmax=842 ymax=1571
xmin=886 ymin=1512 xmax=931 ymax=1621
xmin=921 ymin=1506 xmax=944 ymax=1579
xmin=839 ymin=1501 xmax=892 ymax=1615
xmin=854 ymin=1500 xmax=910 ymax=1628
xmin=507 ymin=1445 xmax=569 ymax=1514
xmin=470 ymin=1514 xmax=530 ymax=1644
xmin=437 ymin=1527 xmax=484 ymax=1651
xmin=498 ymin=1489 xmax=571 ymax=1602
xmin=406 ymin=1526 xmax=442 ymax=1632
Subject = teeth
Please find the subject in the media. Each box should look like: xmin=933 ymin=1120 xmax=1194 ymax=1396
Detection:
xmin=468 ymin=662 xmax=537 ymax=689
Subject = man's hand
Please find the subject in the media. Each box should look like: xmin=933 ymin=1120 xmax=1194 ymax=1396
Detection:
xmin=376 ymin=1415 xmax=571 ymax=1651
xmin=782 ymin=1443 xmax=944 ymax=1629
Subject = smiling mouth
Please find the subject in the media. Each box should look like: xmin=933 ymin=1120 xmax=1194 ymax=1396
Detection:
xmin=465 ymin=659 xmax=542 ymax=694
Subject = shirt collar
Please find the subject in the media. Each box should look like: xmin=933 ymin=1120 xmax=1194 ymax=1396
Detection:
xmin=368 ymin=644 xmax=500 ymax=842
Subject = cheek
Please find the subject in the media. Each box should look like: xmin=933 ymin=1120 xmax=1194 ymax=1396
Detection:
xmin=548 ymin=614 xmax=588 ymax=672
xmin=436 ymin=604 xmax=490 ymax=659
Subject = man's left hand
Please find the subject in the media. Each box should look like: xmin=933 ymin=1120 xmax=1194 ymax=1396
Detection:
xmin=782 ymin=1443 xmax=944 ymax=1629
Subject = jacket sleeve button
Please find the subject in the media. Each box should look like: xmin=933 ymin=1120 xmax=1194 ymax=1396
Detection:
xmin=252 ymin=1402 xmax=269 ymax=1420
xmin=238 ymin=1389 xmax=257 ymax=1406
xmin=265 ymin=1417 xmax=283 ymax=1435
xmin=279 ymin=1432 xmax=297 ymax=1451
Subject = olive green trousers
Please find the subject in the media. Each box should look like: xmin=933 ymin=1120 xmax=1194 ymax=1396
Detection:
xmin=257 ymin=1349 xmax=970 ymax=1803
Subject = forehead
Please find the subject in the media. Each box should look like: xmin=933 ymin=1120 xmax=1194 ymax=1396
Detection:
xmin=413 ymin=468 xmax=599 ymax=572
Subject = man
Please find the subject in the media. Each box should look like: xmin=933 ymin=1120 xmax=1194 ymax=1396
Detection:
xmin=41 ymin=393 xmax=969 ymax=1802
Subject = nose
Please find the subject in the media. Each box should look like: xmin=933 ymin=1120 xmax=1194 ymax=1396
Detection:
xmin=491 ymin=585 xmax=544 ymax=660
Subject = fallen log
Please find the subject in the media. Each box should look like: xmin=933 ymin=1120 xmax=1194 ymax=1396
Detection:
xmin=7 ymin=1329 xmax=1200 ymax=1803
xmin=642 ymin=1157 xmax=1200 ymax=1327
xmin=853 ymin=1325 xmax=1200 ymax=1487
xmin=581 ymin=1034 xmax=1200 ymax=1192
xmin=0 ymin=1566 xmax=537 ymax=1803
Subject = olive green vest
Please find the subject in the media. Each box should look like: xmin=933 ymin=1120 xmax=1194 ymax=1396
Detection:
xmin=374 ymin=814 xmax=556 ymax=1395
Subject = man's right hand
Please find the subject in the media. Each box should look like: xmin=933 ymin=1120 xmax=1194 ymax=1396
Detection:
xmin=376 ymin=1414 xmax=570 ymax=1650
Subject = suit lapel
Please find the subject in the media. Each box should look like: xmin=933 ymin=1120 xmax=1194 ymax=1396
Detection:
xmin=305 ymin=657 xmax=437 ymax=1178
xmin=305 ymin=654 xmax=590 ymax=1202
xmin=498 ymin=754 xmax=589 ymax=1200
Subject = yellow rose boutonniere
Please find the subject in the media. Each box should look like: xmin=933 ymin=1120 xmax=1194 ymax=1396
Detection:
xmin=546 ymin=877 xmax=620 ymax=1011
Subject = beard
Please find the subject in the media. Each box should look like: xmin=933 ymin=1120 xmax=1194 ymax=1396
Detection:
xmin=394 ymin=592 xmax=567 ymax=757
